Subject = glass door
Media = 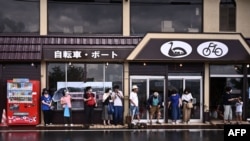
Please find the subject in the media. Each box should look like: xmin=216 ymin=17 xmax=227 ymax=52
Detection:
xmin=130 ymin=76 xmax=165 ymax=123
xmin=168 ymin=76 xmax=202 ymax=122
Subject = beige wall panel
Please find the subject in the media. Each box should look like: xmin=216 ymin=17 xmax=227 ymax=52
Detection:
xmin=40 ymin=0 xmax=47 ymax=35
xmin=203 ymin=0 xmax=220 ymax=32
xmin=123 ymin=62 xmax=130 ymax=121
xmin=236 ymin=0 xmax=250 ymax=38
xmin=123 ymin=0 xmax=130 ymax=36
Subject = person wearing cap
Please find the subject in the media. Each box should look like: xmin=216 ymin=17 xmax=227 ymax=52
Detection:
xmin=147 ymin=91 xmax=163 ymax=125
xmin=129 ymin=85 xmax=140 ymax=123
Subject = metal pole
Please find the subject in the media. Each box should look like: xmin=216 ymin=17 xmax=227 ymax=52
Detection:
xmin=65 ymin=63 xmax=68 ymax=90
xmin=103 ymin=63 xmax=106 ymax=92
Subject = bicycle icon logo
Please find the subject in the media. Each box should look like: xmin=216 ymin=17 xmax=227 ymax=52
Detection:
xmin=197 ymin=41 xmax=228 ymax=58
xmin=202 ymin=42 xmax=223 ymax=56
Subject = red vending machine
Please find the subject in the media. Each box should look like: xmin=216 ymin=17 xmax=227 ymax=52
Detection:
xmin=6 ymin=78 xmax=40 ymax=125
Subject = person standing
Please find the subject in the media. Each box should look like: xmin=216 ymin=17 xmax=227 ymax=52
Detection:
xmin=60 ymin=89 xmax=73 ymax=126
xmin=102 ymin=88 xmax=113 ymax=125
xmin=129 ymin=85 xmax=140 ymax=124
xmin=168 ymin=89 xmax=182 ymax=124
xmin=83 ymin=86 xmax=96 ymax=127
xmin=222 ymin=86 xmax=237 ymax=124
xmin=181 ymin=88 xmax=193 ymax=124
xmin=235 ymin=96 xmax=243 ymax=124
xmin=41 ymin=88 xmax=53 ymax=126
xmin=112 ymin=85 xmax=124 ymax=126
xmin=147 ymin=91 xmax=163 ymax=125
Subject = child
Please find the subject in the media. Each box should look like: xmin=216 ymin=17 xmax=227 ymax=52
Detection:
xmin=60 ymin=90 xmax=73 ymax=126
xmin=235 ymin=97 xmax=243 ymax=124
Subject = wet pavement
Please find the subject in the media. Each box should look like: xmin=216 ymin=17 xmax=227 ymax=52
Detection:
xmin=0 ymin=129 xmax=224 ymax=141
xmin=1 ymin=120 xmax=249 ymax=141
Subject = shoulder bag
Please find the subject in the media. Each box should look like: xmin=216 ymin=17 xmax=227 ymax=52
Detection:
xmin=187 ymin=102 xmax=193 ymax=109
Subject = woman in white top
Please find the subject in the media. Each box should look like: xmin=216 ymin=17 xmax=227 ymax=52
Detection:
xmin=112 ymin=85 xmax=124 ymax=125
xmin=181 ymin=88 xmax=193 ymax=124
xmin=102 ymin=88 xmax=113 ymax=125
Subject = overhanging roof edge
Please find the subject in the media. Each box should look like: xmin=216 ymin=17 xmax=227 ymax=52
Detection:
xmin=126 ymin=33 xmax=250 ymax=61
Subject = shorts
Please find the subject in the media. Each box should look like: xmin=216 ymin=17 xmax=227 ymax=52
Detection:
xmin=130 ymin=106 xmax=140 ymax=116
xmin=235 ymin=112 xmax=242 ymax=116
xmin=149 ymin=106 xmax=160 ymax=115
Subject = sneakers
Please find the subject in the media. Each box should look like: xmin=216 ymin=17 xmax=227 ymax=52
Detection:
xmin=70 ymin=124 xmax=73 ymax=126
xmin=64 ymin=124 xmax=68 ymax=126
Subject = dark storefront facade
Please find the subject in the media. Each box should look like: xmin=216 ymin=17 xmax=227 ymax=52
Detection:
xmin=0 ymin=33 xmax=250 ymax=125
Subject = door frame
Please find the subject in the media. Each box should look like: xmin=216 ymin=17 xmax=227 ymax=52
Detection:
xmin=130 ymin=75 xmax=165 ymax=123
xmin=168 ymin=76 xmax=203 ymax=123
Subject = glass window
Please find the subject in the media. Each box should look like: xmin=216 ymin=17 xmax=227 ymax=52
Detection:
xmin=210 ymin=64 xmax=244 ymax=120
xmin=130 ymin=0 xmax=202 ymax=35
xmin=219 ymin=0 xmax=236 ymax=31
xmin=48 ymin=0 xmax=122 ymax=35
xmin=0 ymin=0 xmax=39 ymax=33
xmin=210 ymin=65 xmax=244 ymax=75
xmin=210 ymin=77 xmax=243 ymax=118
xmin=247 ymin=77 xmax=250 ymax=119
xmin=47 ymin=63 xmax=123 ymax=110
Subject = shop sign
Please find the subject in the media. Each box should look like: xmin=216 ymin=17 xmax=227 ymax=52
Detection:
xmin=160 ymin=40 xmax=229 ymax=59
xmin=197 ymin=41 xmax=228 ymax=58
xmin=54 ymin=50 xmax=118 ymax=59
xmin=160 ymin=41 xmax=192 ymax=58
xmin=43 ymin=46 xmax=133 ymax=61
xmin=129 ymin=38 xmax=250 ymax=62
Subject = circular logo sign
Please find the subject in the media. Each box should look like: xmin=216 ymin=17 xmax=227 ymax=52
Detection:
xmin=160 ymin=41 xmax=192 ymax=58
xmin=197 ymin=41 xmax=228 ymax=58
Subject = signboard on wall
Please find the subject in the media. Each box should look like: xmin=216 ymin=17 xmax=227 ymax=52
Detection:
xmin=127 ymin=33 xmax=250 ymax=62
xmin=43 ymin=45 xmax=134 ymax=61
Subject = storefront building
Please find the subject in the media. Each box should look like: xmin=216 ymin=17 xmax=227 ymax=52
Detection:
xmin=0 ymin=0 xmax=250 ymax=125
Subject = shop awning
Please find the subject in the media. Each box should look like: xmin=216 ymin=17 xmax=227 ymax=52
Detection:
xmin=127 ymin=33 xmax=250 ymax=63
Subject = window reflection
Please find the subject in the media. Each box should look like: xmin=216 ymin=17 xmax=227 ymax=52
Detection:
xmin=48 ymin=1 xmax=122 ymax=35
xmin=247 ymin=78 xmax=250 ymax=119
xmin=130 ymin=0 xmax=202 ymax=35
xmin=0 ymin=0 xmax=39 ymax=33
xmin=47 ymin=63 xmax=123 ymax=110
xmin=210 ymin=65 xmax=243 ymax=75
xmin=219 ymin=0 xmax=236 ymax=31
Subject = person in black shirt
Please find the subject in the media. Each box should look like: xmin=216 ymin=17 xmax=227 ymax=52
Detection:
xmin=222 ymin=86 xmax=237 ymax=124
